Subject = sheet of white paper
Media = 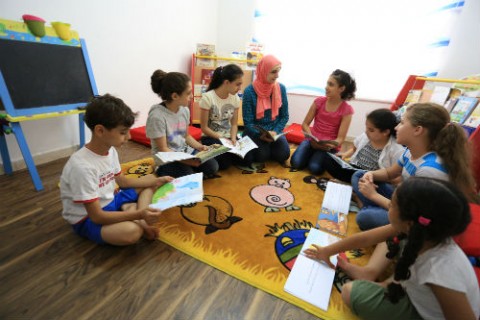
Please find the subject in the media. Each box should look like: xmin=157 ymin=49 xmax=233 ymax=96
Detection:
xmin=284 ymin=228 xmax=341 ymax=311
xmin=322 ymin=182 xmax=352 ymax=214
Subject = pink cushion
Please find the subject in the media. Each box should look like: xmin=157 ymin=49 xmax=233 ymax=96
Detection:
xmin=130 ymin=125 xmax=202 ymax=147
xmin=285 ymin=123 xmax=304 ymax=144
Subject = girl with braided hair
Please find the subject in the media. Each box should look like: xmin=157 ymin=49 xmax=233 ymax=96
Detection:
xmin=304 ymin=177 xmax=479 ymax=319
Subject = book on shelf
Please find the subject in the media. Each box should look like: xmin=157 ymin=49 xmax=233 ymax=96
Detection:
xmin=283 ymin=228 xmax=341 ymax=311
xmin=403 ymin=89 xmax=423 ymax=107
xmin=444 ymin=98 xmax=459 ymax=113
xmin=150 ymin=173 xmax=203 ymax=210
xmin=464 ymin=103 xmax=480 ymax=128
xmin=201 ymin=68 xmax=215 ymax=86
xmin=154 ymin=144 xmax=230 ymax=165
xmin=196 ymin=43 xmax=215 ymax=67
xmin=419 ymin=89 xmax=433 ymax=103
xmin=254 ymin=125 xmax=292 ymax=142
xmin=302 ymin=131 xmax=339 ymax=147
xmin=219 ymin=136 xmax=258 ymax=158
xmin=316 ymin=181 xmax=352 ymax=236
xmin=326 ymin=153 xmax=356 ymax=170
xmin=450 ymin=96 xmax=479 ymax=124
xmin=430 ymin=86 xmax=454 ymax=106
xmin=246 ymin=42 xmax=264 ymax=69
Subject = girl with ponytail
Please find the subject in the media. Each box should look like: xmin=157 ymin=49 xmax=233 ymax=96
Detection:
xmin=199 ymin=64 xmax=244 ymax=170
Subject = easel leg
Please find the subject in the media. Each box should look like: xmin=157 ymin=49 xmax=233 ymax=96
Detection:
xmin=78 ymin=113 xmax=85 ymax=148
xmin=10 ymin=122 xmax=44 ymax=191
xmin=0 ymin=132 xmax=13 ymax=175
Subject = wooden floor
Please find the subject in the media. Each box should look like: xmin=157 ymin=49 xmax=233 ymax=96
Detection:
xmin=0 ymin=141 xmax=321 ymax=320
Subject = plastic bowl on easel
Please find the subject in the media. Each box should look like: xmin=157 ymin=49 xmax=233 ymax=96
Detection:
xmin=22 ymin=14 xmax=46 ymax=37
xmin=51 ymin=21 xmax=72 ymax=41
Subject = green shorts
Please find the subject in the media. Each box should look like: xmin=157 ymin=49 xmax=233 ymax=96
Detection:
xmin=350 ymin=280 xmax=422 ymax=320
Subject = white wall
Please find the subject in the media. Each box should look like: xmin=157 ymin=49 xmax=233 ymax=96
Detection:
xmin=0 ymin=0 xmax=219 ymax=172
xmin=1 ymin=0 xmax=479 ymax=173
xmin=213 ymin=0 xmax=480 ymax=139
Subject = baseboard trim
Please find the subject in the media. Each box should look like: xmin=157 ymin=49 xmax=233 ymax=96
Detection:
xmin=0 ymin=145 xmax=78 ymax=175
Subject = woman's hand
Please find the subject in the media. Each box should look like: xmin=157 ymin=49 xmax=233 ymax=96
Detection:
xmin=303 ymin=244 xmax=335 ymax=269
xmin=259 ymin=131 xmax=274 ymax=142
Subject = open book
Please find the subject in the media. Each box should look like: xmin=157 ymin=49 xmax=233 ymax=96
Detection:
xmin=316 ymin=181 xmax=352 ymax=236
xmin=327 ymin=153 xmax=357 ymax=170
xmin=150 ymin=173 xmax=203 ymax=210
xmin=254 ymin=125 xmax=291 ymax=142
xmin=303 ymin=131 xmax=339 ymax=147
xmin=450 ymin=96 xmax=479 ymax=124
xmin=219 ymin=136 xmax=258 ymax=158
xmin=284 ymin=228 xmax=341 ymax=311
xmin=154 ymin=144 xmax=230 ymax=165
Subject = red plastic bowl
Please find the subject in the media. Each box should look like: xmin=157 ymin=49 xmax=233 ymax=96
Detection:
xmin=22 ymin=14 xmax=45 ymax=22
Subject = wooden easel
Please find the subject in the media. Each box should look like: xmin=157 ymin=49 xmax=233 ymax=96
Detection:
xmin=0 ymin=18 xmax=98 ymax=191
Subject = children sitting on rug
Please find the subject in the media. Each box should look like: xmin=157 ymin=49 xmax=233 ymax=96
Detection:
xmin=304 ymin=177 xmax=480 ymax=320
xmin=290 ymin=69 xmax=357 ymax=175
xmin=60 ymin=94 xmax=173 ymax=246
xmin=199 ymin=64 xmax=244 ymax=170
xmin=241 ymin=55 xmax=290 ymax=167
xmin=324 ymin=108 xmax=404 ymax=183
xmin=146 ymin=69 xmax=219 ymax=178
xmin=353 ymin=102 xmax=478 ymax=231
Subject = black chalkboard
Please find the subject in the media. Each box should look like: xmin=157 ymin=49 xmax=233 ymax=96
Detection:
xmin=0 ymin=39 xmax=94 ymax=111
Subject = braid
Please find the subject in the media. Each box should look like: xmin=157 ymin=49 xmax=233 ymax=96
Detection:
xmin=385 ymin=233 xmax=407 ymax=259
xmin=385 ymin=225 xmax=426 ymax=303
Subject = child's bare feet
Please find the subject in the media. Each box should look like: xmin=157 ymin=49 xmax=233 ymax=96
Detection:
xmin=137 ymin=220 xmax=159 ymax=240
xmin=351 ymin=192 xmax=363 ymax=209
xmin=337 ymin=256 xmax=377 ymax=281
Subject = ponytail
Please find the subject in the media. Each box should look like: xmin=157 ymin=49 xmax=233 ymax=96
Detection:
xmin=207 ymin=64 xmax=244 ymax=91
xmin=433 ymin=123 xmax=478 ymax=202
xmin=406 ymin=103 xmax=478 ymax=202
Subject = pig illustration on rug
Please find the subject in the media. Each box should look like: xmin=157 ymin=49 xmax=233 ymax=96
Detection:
xmin=250 ymin=177 xmax=301 ymax=212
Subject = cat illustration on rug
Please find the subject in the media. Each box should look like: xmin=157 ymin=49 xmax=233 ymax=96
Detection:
xmin=250 ymin=177 xmax=301 ymax=212
xmin=180 ymin=195 xmax=242 ymax=234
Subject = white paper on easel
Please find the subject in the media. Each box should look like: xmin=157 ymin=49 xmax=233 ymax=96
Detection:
xmin=283 ymin=228 xmax=341 ymax=311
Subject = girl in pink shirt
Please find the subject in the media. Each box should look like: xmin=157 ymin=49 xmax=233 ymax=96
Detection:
xmin=291 ymin=69 xmax=356 ymax=174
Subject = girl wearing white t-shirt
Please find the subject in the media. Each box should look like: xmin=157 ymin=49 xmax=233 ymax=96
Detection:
xmin=304 ymin=177 xmax=480 ymax=319
xmin=199 ymin=64 xmax=243 ymax=170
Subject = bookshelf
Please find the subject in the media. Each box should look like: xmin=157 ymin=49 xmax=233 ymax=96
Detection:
xmin=189 ymin=54 xmax=255 ymax=125
xmin=396 ymin=76 xmax=480 ymax=192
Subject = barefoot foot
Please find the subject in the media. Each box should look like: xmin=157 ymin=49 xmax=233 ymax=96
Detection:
xmin=337 ymin=256 xmax=377 ymax=281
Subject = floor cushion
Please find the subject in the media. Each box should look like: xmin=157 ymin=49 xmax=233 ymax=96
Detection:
xmin=454 ymin=203 xmax=480 ymax=286
xmin=130 ymin=125 xmax=202 ymax=147
xmin=285 ymin=123 xmax=304 ymax=144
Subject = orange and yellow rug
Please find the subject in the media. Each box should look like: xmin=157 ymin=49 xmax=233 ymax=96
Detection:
xmin=122 ymin=158 xmax=371 ymax=320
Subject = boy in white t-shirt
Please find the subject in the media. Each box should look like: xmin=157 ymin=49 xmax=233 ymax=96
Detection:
xmin=60 ymin=94 xmax=173 ymax=245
